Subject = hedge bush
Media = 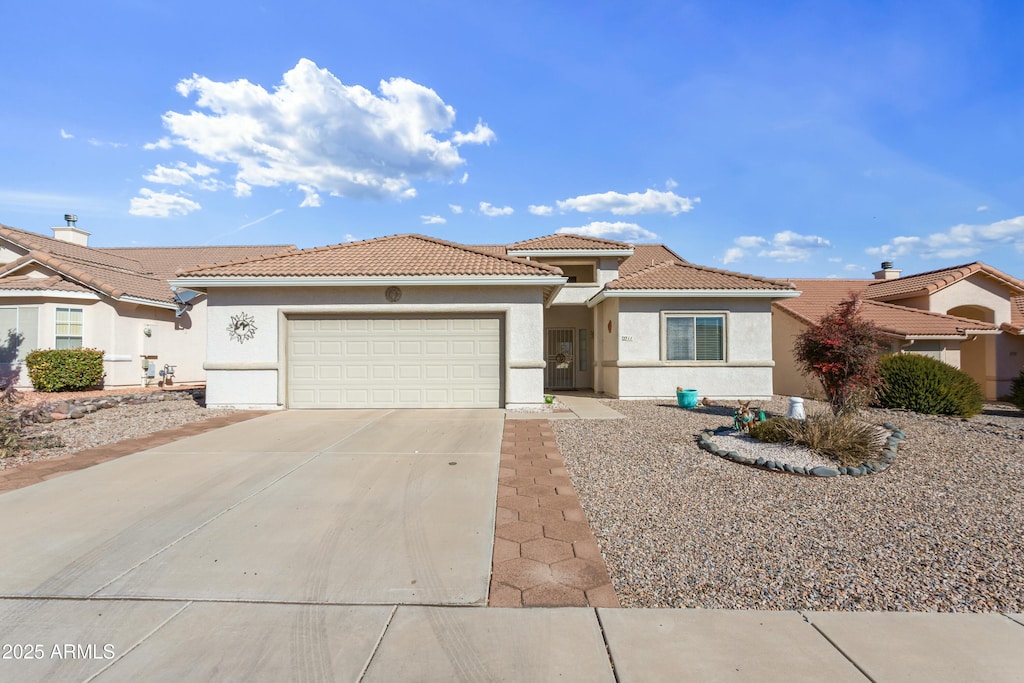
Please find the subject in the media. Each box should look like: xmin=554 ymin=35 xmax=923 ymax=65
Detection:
xmin=876 ymin=353 xmax=983 ymax=417
xmin=24 ymin=348 xmax=105 ymax=392
xmin=1009 ymin=367 xmax=1024 ymax=411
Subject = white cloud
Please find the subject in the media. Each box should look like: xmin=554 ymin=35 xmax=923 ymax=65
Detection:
xmin=129 ymin=189 xmax=201 ymax=217
xmin=451 ymin=120 xmax=496 ymax=145
xmin=234 ymin=181 xmax=252 ymax=198
xmin=479 ymin=201 xmax=513 ymax=217
xmin=665 ymin=178 xmax=678 ymax=189
xmin=556 ymin=188 xmax=698 ymax=216
xmin=343 ymin=233 xmax=359 ymax=242
xmin=843 ymin=263 xmax=862 ymax=272
xmin=153 ymin=58 xmax=491 ymax=206
xmin=866 ymin=216 xmax=1024 ymax=260
xmin=558 ymin=221 xmax=658 ymax=242
xmin=459 ymin=172 xmax=469 ymax=184
xmin=421 ymin=214 xmax=446 ymax=224
xmin=298 ymin=184 xmax=321 ymax=208
xmin=60 ymin=129 xmax=74 ymax=139
xmin=449 ymin=204 xmax=463 ymax=214
xmin=722 ymin=230 xmax=831 ymax=264
xmin=144 ymin=138 xmax=173 ymax=150
xmin=977 ymin=205 xmax=990 ymax=212
xmin=722 ymin=247 xmax=744 ymax=264
xmin=827 ymin=257 xmax=843 ymax=263
xmin=87 ymin=138 xmax=127 ymax=149
xmin=529 ymin=204 xmax=553 ymax=216
xmin=143 ymin=162 xmax=219 ymax=188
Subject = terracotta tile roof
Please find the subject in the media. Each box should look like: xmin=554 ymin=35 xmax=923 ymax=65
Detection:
xmin=467 ymin=244 xmax=509 ymax=257
xmin=102 ymin=245 xmax=295 ymax=279
xmin=179 ymin=234 xmax=564 ymax=278
xmin=4 ymin=250 xmax=177 ymax=303
xmin=605 ymin=260 xmax=795 ymax=291
xmin=777 ymin=279 xmax=999 ymax=338
xmin=865 ymin=262 xmax=1024 ymax=301
xmin=0 ymin=223 xmax=298 ymax=305
xmin=1003 ymin=295 xmax=1024 ymax=335
xmin=0 ymin=275 xmax=93 ymax=293
xmin=619 ymin=244 xmax=687 ymax=275
xmin=773 ymin=279 xmax=875 ymax=323
xmin=0 ymin=223 xmax=144 ymax=273
xmin=507 ymin=234 xmax=633 ymax=251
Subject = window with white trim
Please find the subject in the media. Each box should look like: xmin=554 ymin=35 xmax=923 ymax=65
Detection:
xmin=663 ymin=313 xmax=725 ymax=361
xmin=0 ymin=306 xmax=40 ymax=363
xmin=55 ymin=307 xmax=84 ymax=349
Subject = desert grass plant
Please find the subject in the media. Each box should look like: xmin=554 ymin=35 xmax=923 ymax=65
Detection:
xmin=876 ymin=353 xmax=984 ymax=418
xmin=748 ymin=412 xmax=884 ymax=467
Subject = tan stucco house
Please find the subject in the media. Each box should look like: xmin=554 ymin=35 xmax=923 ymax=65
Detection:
xmin=172 ymin=233 xmax=799 ymax=409
xmin=773 ymin=261 xmax=1024 ymax=400
xmin=0 ymin=220 xmax=293 ymax=389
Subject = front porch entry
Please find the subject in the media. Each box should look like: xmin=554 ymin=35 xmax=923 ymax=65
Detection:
xmin=545 ymin=327 xmax=575 ymax=389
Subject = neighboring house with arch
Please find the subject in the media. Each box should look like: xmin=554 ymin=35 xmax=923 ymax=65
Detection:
xmin=773 ymin=262 xmax=1024 ymax=400
xmin=0 ymin=220 xmax=293 ymax=389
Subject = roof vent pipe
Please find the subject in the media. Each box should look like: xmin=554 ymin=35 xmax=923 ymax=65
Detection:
xmin=881 ymin=261 xmax=893 ymax=270
xmin=64 ymin=214 xmax=78 ymax=226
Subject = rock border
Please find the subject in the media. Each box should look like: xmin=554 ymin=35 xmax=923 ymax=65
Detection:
xmin=16 ymin=389 xmax=206 ymax=425
xmin=696 ymin=421 xmax=904 ymax=477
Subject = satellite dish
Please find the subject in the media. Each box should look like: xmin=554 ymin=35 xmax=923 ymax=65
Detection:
xmin=172 ymin=289 xmax=200 ymax=318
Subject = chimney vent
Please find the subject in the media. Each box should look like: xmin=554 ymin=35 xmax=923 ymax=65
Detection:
xmin=872 ymin=260 xmax=901 ymax=280
xmin=52 ymin=215 xmax=91 ymax=246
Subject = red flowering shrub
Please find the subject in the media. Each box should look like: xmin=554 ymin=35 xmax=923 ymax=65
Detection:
xmin=793 ymin=295 xmax=888 ymax=415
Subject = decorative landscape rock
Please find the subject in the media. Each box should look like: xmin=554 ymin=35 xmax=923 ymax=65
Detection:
xmin=700 ymin=421 xmax=903 ymax=478
xmin=16 ymin=389 xmax=205 ymax=425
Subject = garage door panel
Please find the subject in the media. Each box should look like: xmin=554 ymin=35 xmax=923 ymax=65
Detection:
xmin=288 ymin=317 xmax=500 ymax=408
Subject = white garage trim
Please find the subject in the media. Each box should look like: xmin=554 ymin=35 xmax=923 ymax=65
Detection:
xmin=286 ymin=314 xmax=504 ymax=409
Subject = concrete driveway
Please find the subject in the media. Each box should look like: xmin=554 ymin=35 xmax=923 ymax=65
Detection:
xmin=0 ymin=409 xmax=503 ymax=606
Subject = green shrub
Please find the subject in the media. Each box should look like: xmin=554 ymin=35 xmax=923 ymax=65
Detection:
xmin=876 ymin=353 xmax=984 ymax=418
xmin=25 ymin=348 xmax=105 ymax=392
xmin=749 ymin=417 xmax=794 ymax=443
xmin=1009 ymin=367 xmax=1024 ymax=411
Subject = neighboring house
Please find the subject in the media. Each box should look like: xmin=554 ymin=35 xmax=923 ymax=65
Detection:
xmin=172 ymin=233 xmax=799 ymax=409
xmin=773 ymin=262 xmax=1024 ymax=400
xmin=0 ymin=220 xmax=293 ymax=389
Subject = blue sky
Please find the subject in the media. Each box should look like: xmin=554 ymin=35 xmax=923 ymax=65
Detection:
xmin=2 ymin=1 xmax=1022 ymax=279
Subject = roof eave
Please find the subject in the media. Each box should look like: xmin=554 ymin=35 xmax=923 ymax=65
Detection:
xmin=0 ymin=290 xmax=100 ymax=301
xmin=171 ymin=275 xmax=568 ymax=288
xmin=118 ymin=295 xmax=178 ymax=310
xmin=588 ymin=288 xmax=801 ymax=307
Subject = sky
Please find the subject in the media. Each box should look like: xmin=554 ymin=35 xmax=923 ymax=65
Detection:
xmin=1 ymin=1 xmax=1022 ymax=279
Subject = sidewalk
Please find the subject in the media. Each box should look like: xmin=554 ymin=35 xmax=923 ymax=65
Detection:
xmin=2 ymin=601 xmax=1021 ymax=681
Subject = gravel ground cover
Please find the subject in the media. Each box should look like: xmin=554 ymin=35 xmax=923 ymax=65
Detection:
xmin=1 ymin=396 xmax=237 ymax=472
xmin=553 ymin=396 xmax=1024 ymax=611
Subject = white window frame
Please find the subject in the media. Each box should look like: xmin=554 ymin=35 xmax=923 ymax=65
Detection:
xmin=54 ymin=306 xmax=84 ymax=350
xmin=661 ymin=311 xmax=728 ymax=363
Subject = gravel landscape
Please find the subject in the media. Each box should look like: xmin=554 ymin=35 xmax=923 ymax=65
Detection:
xmin=1 ymin=391 xmax=237 ymax=472
xmin=553 ymin=396 xmax=1024 ymax=612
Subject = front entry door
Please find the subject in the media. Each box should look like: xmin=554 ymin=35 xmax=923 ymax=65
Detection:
xmin=545 ymin=328 xmax=575 ymax=389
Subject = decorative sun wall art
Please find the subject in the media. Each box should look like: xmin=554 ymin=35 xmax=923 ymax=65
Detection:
xmin=227 ymin=312 xmax=257 ymax=343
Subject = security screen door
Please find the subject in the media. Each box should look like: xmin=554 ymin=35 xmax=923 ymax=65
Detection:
xmin=545 ymin=328 xmax=575 ymax=389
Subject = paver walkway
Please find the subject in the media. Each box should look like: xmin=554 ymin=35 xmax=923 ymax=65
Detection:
xmin=0 ymin=411 xmax=269 ymax=494
xmin=489 ymin=418 xmax=619 ymax=607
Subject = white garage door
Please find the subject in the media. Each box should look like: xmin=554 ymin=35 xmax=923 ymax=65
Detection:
xmin=287 ymin=317 xmax=501 ymax=408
